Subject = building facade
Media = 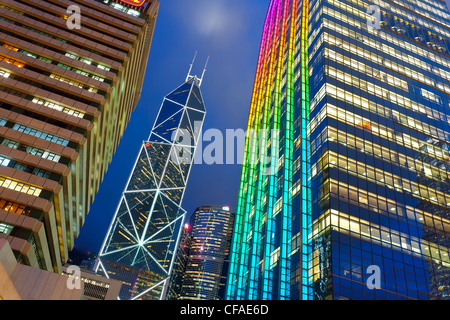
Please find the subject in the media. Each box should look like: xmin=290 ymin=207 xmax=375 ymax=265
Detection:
xmin=168 ymin=205 xmax=235 ymax=300
xmin=94 ymin=73 xmax=207 ymax=300
xmin=227 ymin=0 xmax=311 ymax=300
xmin=61 ymin=265 xmax=122 ymax=300
xmin=227 ymin=0 xmax=450 ymax=300
xmin=0 ymin=0 xmax=159 ymax=275
xmin=0 ymin=238 xmax=82 ymax=300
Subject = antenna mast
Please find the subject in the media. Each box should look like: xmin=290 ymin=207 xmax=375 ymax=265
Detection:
xmin=186 ymin=51 xmax=197 ymax=82
xmin=199 ymin=56 xmax=210 ymax=87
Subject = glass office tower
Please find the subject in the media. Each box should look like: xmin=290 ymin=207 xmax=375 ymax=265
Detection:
xmin=94 ymin=74 xmax=206 ymax=300
xmin=168 ymin=205 xmax=235 ymax=300
xmin=227 ymin=0 xmax=450 ymax=300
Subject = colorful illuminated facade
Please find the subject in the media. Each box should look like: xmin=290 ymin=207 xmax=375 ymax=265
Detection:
xmin=168 ymin=205 xmax=235 ymax=300
xmin=226 ymin=0 xmax=311 ymax=300
xmin=95 ymin=73 xmax=207 ymax=300
xmin=227 ymin=0 xmax=450 ymax=300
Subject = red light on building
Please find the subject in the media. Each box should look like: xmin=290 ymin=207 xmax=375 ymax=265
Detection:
xmin=120 ymin=0 xmax=146 ymax=7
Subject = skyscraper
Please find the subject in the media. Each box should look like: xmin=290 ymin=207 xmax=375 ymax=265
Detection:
xmin=227 ymin=0 xmax=450 ymax=300
xmin=0 ymin=0 xmax=159 ymax=274
xmin=168 ymin=205 xmax=235 ymax=300
xmin=94 ymin=67 xmax=207 ymax=300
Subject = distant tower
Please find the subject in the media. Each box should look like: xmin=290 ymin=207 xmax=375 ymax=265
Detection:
xmin=94 ymin=57 xmax=207 ymax=300
xmin=168 ymin=205 xmax=235 ymax=300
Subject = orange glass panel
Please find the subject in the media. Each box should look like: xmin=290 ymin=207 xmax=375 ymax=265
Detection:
xmin=120 ymin=0 xmax=146 ymax=7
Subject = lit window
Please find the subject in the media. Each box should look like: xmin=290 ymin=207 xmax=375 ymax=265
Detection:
xmin=0 ymin=222 xmax=13 ymax=235
xmin=0 ymin=70 xmax=10 ymax=78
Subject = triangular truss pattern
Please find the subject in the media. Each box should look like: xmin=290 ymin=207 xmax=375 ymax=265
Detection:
xmin=96 ymin=77 xmax=206 ymax=300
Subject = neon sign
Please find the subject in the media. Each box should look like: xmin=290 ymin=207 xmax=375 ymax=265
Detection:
xmin=119 ymin=0 xmax=146 ymax=7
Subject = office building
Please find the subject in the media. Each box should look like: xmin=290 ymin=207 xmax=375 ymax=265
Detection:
xmin=168 ymin=205 xmax=234 ymax=300
xmin=94 ymin=69 xmax=207 ymax=300
xmin=166 ymin=218 xmax=192 ymax=300
xmin=227 ymin=0 xmax=450 ymax=300
xmin=0 ymin=0 xmax=159 ymax=275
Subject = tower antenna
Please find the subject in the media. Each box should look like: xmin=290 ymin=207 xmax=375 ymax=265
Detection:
xmin=199 ymin=56 xmax=210 ymax=87
xmin=186 ymin=51 xmax=197 ymax=82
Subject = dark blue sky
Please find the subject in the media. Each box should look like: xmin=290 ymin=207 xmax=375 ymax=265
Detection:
xmin=73 ymin=0 xmax=268 ymax=254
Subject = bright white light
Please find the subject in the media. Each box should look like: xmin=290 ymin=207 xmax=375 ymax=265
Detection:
xmin=222 ymin=206 xmax=230 ymax=211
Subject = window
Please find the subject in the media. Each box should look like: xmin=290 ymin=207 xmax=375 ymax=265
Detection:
xmin=0 ymin=156 xmax=10 ymax=167
xmin=0 ymin=222 xmax=13 ymax=235
xmin=0 ymin=199 xmax=30 ymax=215
xmin=12 ymin=124 xmax=69 ymax=147
xmin=0 ymin=176 xmax=42 ymax=196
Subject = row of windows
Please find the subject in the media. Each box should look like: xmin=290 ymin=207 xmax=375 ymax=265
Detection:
xmin=0 ymin=13 xmax=121 ymax=68
xmin=374 ymin=0 xmax=450 ymax=37
xmin=49 ymin=74 xmax=98 ymax=94
xmin=0 ymin=81 xmax=86 ymax=120
xmin=322 ymin=25 xmax=450 ymax=95
xmin=331 ymin=0 xmax=450 ymax=39
xmin=325 ymin=48 xmax=409 ymax=93
xmin=2 ymin=139 xmax=61 ymax=163
xmin=108 ymin=1 xmax=142 ymax=17
xmin=312 ymin=84 xmax=449 ymax=149
xmin=0 ymin=84 xmax=28 ymax=99
xmin=11 ymin=123 xmax=69 ymax=147
xmin=321 ymin=4 xmax=450 ymax=71
xmin=0 ymin=176 xmax=41 ymax=196
xmin=64 ymin=53 xmax=111 ymax=72
xmin=2 ymin=3 xmax=131 ymax=56
xmin=0 ymin=155 xmax=52 ymax=179
xmin=0 ymin=199 xmax=31 ymax=216
xmin=313 ymin=162 xmax=450 ymax=232
xmin=323 ymin=67 xmax=449 ymax=139
xmin=396 ymin=0 xmax=450 ymax=21
xmin=312 ymin=126 xmax=450 ymax=185
xmin=383 ymin=12 xmax=449 ymax=55
xmin=323 ymin=149 xmax=450 ymax=208
xmin=0 ymin=53 xmax=24 ymax=68
xmin=32 ymin=97 xmax=85 ymax=119
xmin=311 ymin=105 xmax=449 ymax=170
xmin=326 ymin=176 xmax=450 ymax=238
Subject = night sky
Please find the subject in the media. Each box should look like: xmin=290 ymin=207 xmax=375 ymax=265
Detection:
xmin=73 ymin=0 xmax=450 ymax=256
xmin=73 ymin=0 xmax=268 ymax=255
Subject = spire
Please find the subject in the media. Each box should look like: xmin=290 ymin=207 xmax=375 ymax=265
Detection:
xmin=198 ymin=56 xmax=210 ymax=87
xmin=186 ymin=51 xmax=197 ymax=82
